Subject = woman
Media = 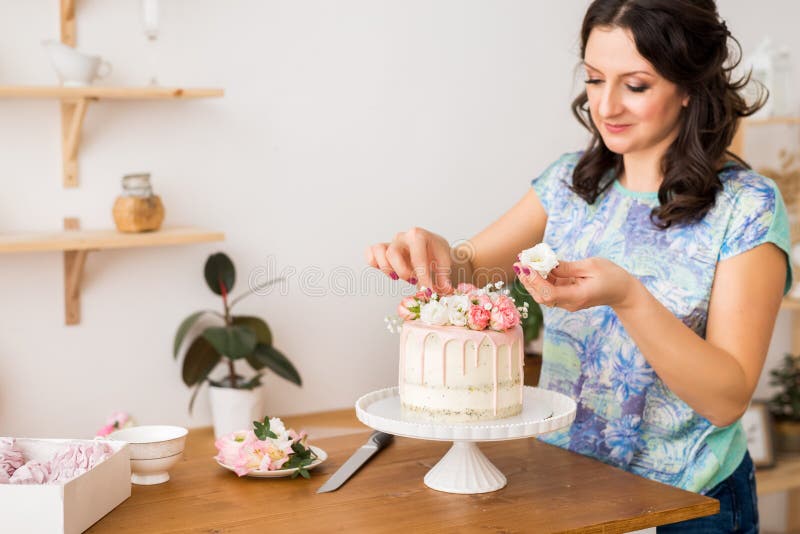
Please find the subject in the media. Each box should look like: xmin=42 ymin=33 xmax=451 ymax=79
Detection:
xmin=365 ymin=1 xmax=790 ymax=531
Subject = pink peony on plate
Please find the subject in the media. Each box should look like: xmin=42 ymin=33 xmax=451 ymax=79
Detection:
xmin=216 ymin=445 xmax=327 ymax=478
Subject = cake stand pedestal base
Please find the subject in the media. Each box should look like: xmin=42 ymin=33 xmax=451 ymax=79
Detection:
xmin=423 ymin=441 xmax=506 ymax=494
xmin=355 ymin=386 xmax=577 ymax=495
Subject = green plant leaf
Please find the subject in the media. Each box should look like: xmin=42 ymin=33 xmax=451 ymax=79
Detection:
xmin=232 ymin=316 xmax=273 ymax=345
xmin=252 ymin=343 xmax=302 ymax=386
xmin=204 ymin=252 xmax=236 ymax=295
xmin=202 ymin=325 xmax=257 ymax=360
xmin=188 ymin=381 xmax=204 ymax=415
xmin=182 ymin=337 xmax=221 ymax=387
xmin=174 ymin=311 xmax=218 ymax=359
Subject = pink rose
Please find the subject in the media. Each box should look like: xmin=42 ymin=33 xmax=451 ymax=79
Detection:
xmin=473 ymin=293 xmax=492 ymax=308
xmin=232 ymin=434 xmax=293 ymax=475
xmin=456 ymin=283 xmax=478 ymax=295
xmin=288 ymin=429 xmax=308 ymax=445
xmin=467 ymin=304 xmax=490 ymax=330
xmin=214 ymin=430 xmax=250 ymax=467
xmin=490 ymin=301 xmax=520 ymax=331
xmin=414 ymin=288 xmax=432 ymax=303
xmin=9 ymin=460 xmax=51 ymax=485
xmin=397 ymin=296 xmax=419 ymax=321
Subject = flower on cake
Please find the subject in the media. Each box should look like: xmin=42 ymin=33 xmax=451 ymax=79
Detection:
xmin=386 ymin=280 xmax=528 ymax=333
xmin=214 ymin=416 xmax=317 ymax=479
xmin=518 ymin=242 xmax=559 ymax=279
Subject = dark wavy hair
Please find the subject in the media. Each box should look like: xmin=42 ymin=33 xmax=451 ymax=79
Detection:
xmin=571 ymin=0 xmax=766 ymax=228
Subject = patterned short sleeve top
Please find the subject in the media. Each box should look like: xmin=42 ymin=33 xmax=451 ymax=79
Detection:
xmin=532 ymin=151 xmax=792 ymax=493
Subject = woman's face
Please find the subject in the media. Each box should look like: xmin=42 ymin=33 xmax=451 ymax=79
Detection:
xmin=583 ymin=26 xmax=688 ymax=157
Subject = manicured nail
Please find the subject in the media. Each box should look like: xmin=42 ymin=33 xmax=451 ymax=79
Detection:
xmin=522 ymin=267 xmax=531 ymax=275
xmin=513 ymin=265 xmax=521 ymax=274
xmin=389 ymin=271 xmax=399 ymax=280
xmin=408 ymin=277 xmax=418 ymax=285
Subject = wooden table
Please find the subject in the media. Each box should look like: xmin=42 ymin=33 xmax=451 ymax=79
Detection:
xmin=89 ymin=409 xmax=718 ymax=533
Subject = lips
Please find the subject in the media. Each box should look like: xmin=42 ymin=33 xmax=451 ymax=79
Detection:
xmin=604 ymin=123 xmax=631 ymax=133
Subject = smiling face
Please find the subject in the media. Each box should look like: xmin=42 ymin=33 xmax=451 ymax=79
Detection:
xmin=583 ymin=26 xmax=688 ymax=158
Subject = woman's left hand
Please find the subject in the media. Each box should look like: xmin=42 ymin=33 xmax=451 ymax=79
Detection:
xmin=513 ymin=257 xmax=639 ymax=312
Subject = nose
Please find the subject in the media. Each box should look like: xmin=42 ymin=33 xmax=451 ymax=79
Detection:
xmin=597 ymin=84 xmax=624 ymax=120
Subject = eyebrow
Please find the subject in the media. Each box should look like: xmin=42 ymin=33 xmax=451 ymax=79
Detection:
xmin=583 ymin=61 xmax=655 ymax=77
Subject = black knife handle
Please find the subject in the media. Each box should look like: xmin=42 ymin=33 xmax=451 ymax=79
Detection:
xmin=368 ymin=431 xmax=393 ymax=449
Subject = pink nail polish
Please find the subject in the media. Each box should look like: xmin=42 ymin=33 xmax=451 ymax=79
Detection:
xmin=513 ymin=265 xmax=521 ymax=274
xmin=390 ymin=272 xmax=399 ymax=280
xmin=522 ymin=267 xmax=531 ymax=275
xmin=408 ymin=277 xmax=417 ymax=285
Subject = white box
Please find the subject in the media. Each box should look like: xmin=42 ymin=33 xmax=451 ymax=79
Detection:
xmin=0 ymin=438 xmax=131 ymax=534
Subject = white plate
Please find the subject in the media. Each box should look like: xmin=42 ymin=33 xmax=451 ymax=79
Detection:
xmin=356 ymin=386 xmax=576 ymax=442
xmin=216 ymin=445 xmax=327 ymax=478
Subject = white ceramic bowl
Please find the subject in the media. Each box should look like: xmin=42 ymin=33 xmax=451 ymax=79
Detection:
xmin=109 ymin=425 xmax=188 ymax=485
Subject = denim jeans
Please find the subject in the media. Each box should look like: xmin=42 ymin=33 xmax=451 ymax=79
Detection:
xmin=657 ymin=451 xmax=759 ymax=533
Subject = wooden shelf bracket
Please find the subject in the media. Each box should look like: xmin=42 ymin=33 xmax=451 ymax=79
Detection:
xmin=61 ymin=98 xmax=89 ymax=188
xmin=63 ymin=217 xmax=89 ymax=325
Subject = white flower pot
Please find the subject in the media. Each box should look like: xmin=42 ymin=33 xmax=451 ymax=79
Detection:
xmin=208 ymin=385 xmax=265 ymax=439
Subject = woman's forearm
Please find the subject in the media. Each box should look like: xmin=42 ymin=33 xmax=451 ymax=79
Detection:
xmin=613 ymin=279 xmax=749 ymax=427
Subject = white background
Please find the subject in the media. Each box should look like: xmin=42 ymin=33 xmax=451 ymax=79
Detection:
xmin=0 ymin=0 xmax=797 ymax=527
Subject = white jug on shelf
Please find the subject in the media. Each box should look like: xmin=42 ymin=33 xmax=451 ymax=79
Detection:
xmin=42 ymin=40 xmax=112 ymax=87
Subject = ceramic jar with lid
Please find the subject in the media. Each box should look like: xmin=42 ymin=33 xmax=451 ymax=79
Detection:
xmin=112 ymin=173 xmax=165 ymax=232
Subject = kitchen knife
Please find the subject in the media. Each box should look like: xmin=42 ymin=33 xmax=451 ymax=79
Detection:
xmin=316 ymin=431 xmax=394 ymax=493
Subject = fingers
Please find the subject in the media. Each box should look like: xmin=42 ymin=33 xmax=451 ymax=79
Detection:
xmin=368 ymin=243 xmax=398 ymax=280
xmin=407 ymin=228 xmax=437 ymax=291
xmin=513 ymin=261 xmax=580 ymax=310
xmin=385 ymin=240 xmax=415 ymax=283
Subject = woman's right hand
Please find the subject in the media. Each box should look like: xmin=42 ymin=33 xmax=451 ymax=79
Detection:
xmin=364 ymin=227 xmax=455 ymax=294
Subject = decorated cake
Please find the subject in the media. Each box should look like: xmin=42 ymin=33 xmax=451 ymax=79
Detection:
xmin=388 ymin=281 xmax=528 ymax=422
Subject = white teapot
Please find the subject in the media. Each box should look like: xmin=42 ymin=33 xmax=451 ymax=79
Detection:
xmin=42 ymin=40 xmax=112 ymax=87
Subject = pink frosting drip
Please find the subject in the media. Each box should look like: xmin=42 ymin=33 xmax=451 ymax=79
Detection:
xmin=399 ymin=322 xmax=523 ymax=415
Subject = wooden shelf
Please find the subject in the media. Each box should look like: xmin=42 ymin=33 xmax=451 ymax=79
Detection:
xmin=745 ymin=116 xmax=800 ymax=127
xmin=0 ymin=223 xmax=224 ymax=325
xmin=0 ymin=85 xmax=224 ymax=100
xmin=0 ymin=226 xmax=224 ymax=253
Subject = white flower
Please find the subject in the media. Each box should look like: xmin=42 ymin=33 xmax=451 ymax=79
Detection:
xmin=483 ymin=302 xmax=492 ymax=311
xmin=444 ymin=295 xmax=470 ymax=327
xmin=494 ymin=281 xmax=504 ymax=289
xmin=518 ymin=242 xmax=559 ymax=278
xmin=420 ymin=300 xmax=449 ymax=326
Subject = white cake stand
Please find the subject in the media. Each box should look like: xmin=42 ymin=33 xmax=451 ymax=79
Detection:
xmin=355 ymin=386 xmax=576 ymax=494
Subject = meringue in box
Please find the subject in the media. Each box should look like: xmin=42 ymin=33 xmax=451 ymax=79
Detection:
xmin=0 ymin=437 xmax=130 ymax=534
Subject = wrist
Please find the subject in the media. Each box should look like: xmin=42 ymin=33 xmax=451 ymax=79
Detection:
xmin=612 ymin=274 xmax=645 ymax=313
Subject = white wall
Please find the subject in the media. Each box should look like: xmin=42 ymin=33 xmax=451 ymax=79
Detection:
xmin=0 ymin=0 xmax=797 ymax=490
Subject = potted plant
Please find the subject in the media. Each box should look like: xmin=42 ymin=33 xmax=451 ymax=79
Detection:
xmin=767 ymin=354 xmax=800 ymax=453
xmin=173 ymin=252 xmax=302 ymax=438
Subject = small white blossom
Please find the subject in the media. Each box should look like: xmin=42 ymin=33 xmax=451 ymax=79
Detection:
xmin=483 ymin=303 xmax=492 ymax=311
xmin=494 ymin=281 xmax=504 ymax=289
xmin=518 ymin=242 xmax=559 ymax=278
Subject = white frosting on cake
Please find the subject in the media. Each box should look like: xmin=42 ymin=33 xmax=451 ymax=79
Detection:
xmin=399 ymin=321 xmax=524 ymax=422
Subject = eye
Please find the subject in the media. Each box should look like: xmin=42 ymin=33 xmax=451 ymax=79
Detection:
xmin=584 ymin=78 xmax=603 ymax=85
xmin=626 ymin=84 xmax=649 ymax=93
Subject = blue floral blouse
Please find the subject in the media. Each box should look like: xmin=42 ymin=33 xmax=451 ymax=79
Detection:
xmin=532 ymin=151 xmax=792 ymax=493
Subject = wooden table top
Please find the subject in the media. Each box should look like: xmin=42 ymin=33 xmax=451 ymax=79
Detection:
xmin=89 ymin=409 xmax=718 ymax=533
